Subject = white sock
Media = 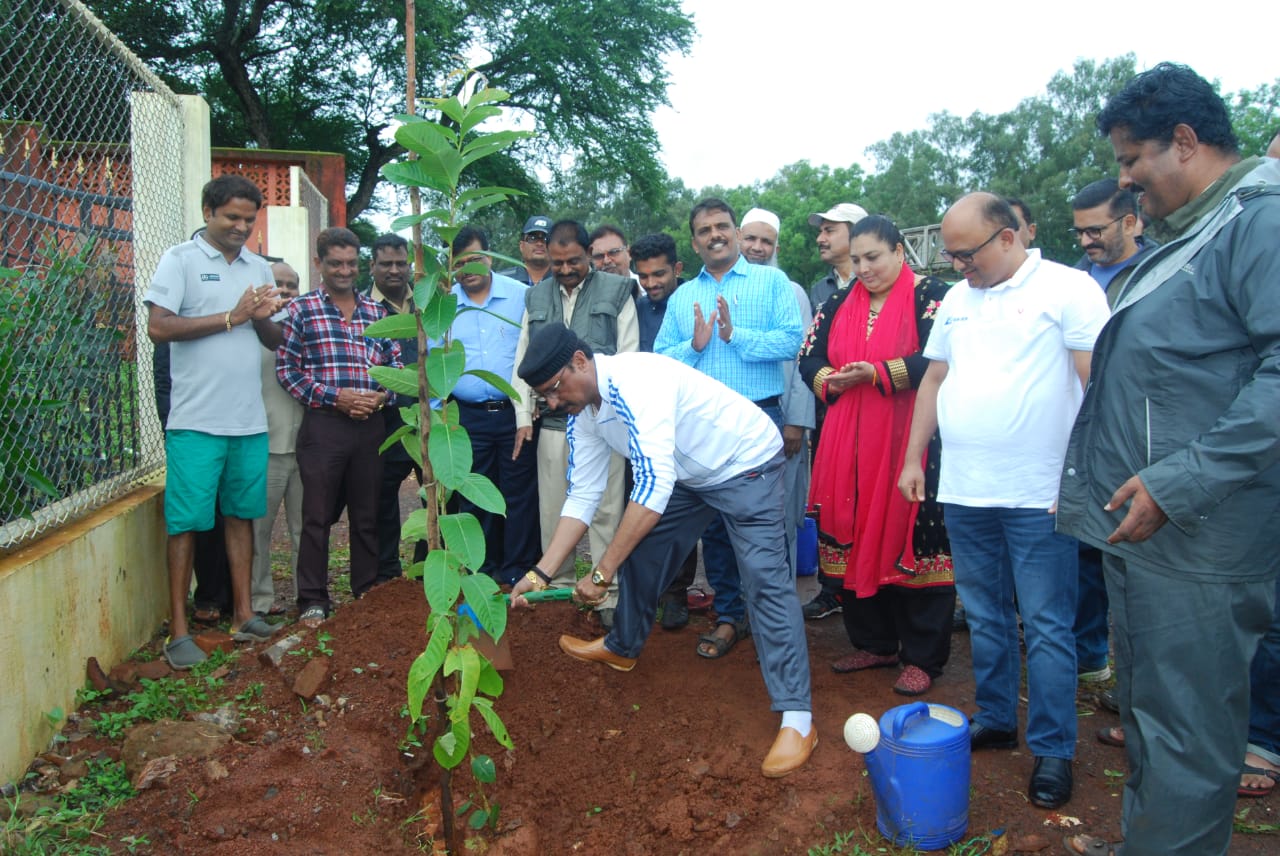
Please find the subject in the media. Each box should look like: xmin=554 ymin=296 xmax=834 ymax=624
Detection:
xmin=781 ymin=710 xmax=812 ymax=737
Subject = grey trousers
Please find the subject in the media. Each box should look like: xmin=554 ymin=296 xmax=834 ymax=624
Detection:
xmin=250 ymin=452 xmax=302 ymax=613
xmin=1105 ymin=553 xmax=1275 ymax=856
xmin=607 ymin=454 xmax=811 ymax=712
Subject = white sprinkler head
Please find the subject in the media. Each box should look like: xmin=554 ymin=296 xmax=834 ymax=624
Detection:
xmin=843 ymin=713 xmax=880 ymax=753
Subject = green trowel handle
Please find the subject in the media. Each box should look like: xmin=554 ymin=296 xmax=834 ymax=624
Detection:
xmin=503 ymin=588 xmax=573 ymax=603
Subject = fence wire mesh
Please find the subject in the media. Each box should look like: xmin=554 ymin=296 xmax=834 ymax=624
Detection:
xmin=1 ymin=0 xmax=185 ymax=551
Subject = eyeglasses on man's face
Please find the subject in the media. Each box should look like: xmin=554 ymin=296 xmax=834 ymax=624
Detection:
xmin=1068 ymin=216 xmax=1125 ymax=242
xmin=591 ymin=246 xmax=627 ymax=264
xmin=940 ymin=228 xmax=1007 ymax=265
xmin=522 ymin=232 xmax=548 ymax=245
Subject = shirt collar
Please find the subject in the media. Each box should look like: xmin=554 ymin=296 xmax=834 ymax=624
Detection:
xmin=370 ymin=284 xmax=413 ymax=315
xmin=193 ymin=233 xmax=251 ymax=264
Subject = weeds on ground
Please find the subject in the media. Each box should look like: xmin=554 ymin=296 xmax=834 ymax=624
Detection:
xmin=1 ymin=759 xmax=139 ymax=855
xmin=1234 ymin=806 xmax=1279 ymax=834
xmin=807 ymin=826 xmax=1003 ymax=856
xmin=80 ymin=650 xmax=236 ymax=739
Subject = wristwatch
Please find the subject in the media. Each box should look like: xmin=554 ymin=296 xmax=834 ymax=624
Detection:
xmin=590 ymin=567 xmax=610 ymax=587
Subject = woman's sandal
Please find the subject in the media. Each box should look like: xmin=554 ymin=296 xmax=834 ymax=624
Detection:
xmin=696 ymin=619 xmax=749 ymax=659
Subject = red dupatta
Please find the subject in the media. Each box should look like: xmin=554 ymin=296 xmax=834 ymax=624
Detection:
xmin=810 ymin=262 xmax=920 ymax=597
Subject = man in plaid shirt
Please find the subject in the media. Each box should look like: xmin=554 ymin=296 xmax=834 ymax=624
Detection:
xmin=277 ymin=227 xmax=402 ymax=627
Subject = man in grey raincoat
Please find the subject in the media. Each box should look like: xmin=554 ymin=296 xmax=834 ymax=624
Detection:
xmin=1057 ymin=63 xmax=1280 ymax=856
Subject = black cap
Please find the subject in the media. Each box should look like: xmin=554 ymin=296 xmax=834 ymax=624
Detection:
xmin=522 ymin=215 xmax=551 ymax=235
xmin=518 ymin=323 xmax=592 ymax=388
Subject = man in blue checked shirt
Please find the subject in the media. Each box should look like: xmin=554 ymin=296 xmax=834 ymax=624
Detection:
xmin=654 ymin=198 xmax=804 ymax=660
xmin=443 ymin=225 xmax=538 ymax=584
xmin=277 ymin=227 xmax=401 ymax=628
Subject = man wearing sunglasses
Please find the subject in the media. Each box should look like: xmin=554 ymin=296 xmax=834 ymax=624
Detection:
xmin=500 ymin=215 xmax=554 ymax=287
xmin=899 ymin=192 xmax=1109 ymax=812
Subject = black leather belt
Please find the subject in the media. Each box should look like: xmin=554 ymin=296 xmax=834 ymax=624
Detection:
xmin=752 ymin=395 xmax=780 ymax=409
xmin=454 ymin=398 xmax=510 ymax=412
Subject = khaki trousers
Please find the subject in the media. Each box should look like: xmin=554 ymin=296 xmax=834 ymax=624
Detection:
xmin=537 ymin=426 xmax=624 ymax=610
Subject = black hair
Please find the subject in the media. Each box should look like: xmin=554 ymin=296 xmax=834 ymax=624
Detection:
xmin=588 ymin=224 xmax=627 ymax=246
xmin=451 ymin=225 xmax=490 ymax=255
xmin=1097 ymin=62 xmax=1238 ymax=154
xmin=629 ymin=233 xmax=678 ymax=266
xmin=372 ymin=233 xmax=409 ymax=257
xmin=688 ymin=198 xmax=737 ymax=233
xmin=850 ymin=214 xmax=904 ymax=251
xmin=548 ymin=220 xmax=590 ymax=252
xmin=202 ymin=174 xmax=262 ymax=211
xmin=983 ymin=196 xmax=1021 ymax=233
xmin=1072 ymin=178 xmax=1138 ymax=218
xmin=316 ymin=227 xmax=360 ymax=259
xmin=1003 ymin=196 xmax=1034 ymax=227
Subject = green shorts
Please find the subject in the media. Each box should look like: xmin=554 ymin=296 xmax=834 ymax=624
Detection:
xmin=164 ymin=430 xmax=268 ymax=534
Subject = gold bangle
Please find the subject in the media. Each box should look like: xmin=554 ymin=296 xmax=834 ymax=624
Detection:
xmin=812 ymin=366 xmax=834 ymax=399
xmin=524 ymin=570 xmax=549 ymax=592
xmin=224 ymin=310 xmax=233 ymax=333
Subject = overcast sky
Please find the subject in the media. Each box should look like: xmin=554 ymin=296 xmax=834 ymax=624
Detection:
xmin=652 ymin=0 xmax=1277 ymax=191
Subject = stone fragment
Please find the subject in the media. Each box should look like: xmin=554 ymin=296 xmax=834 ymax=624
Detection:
xmin=193 ymin=631 xmax=234 ymax=657
xmin=292 ymin=657 xmax=330 ymax=700
xmin=202 ymin=759 xmax=229 ymax=783
xmin=257 ymin=634 xmax=305 ymax=668
xmin=135 ymin=659 xmax=174 ymax=681
xmin=133 ymin=756 xmax=179 ymax=790
xmin=121 ymin=720 xmax=230 ymax=779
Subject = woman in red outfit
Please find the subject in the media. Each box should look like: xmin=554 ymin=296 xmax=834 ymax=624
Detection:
xmin=798 ymin=215 xmax=954 ymax=696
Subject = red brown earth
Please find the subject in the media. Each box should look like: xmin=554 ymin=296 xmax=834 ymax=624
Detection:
xmin=50 ymin=573 xmax=1270 ymax=854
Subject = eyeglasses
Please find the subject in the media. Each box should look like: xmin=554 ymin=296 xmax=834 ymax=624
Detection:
xmin=522 ymin=233 xmax=548 ymax=244
xmin=591 ymin=246 xmax=628 ymax=264
xmin=1068 ymin=216 xmax=1125 ymax=241
xmin=940 ymin=228 xmax=1007 ymax=265
xmin=534 ymin=367 xmax=567 ymax=403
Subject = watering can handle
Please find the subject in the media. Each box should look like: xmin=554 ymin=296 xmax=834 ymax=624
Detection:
xmin=887 ymin=702 xmax=931 ymax=741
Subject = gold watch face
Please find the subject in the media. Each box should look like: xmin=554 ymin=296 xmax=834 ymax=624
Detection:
xmin=591 ymin=568 xmax=606 ymax=586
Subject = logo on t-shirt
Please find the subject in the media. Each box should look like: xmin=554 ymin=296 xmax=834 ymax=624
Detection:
xmin=201 ymin=274 xmax=221 ymax=282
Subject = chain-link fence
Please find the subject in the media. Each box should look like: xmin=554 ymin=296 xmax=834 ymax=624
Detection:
xmin=0 ymin=0 xmax=186 ymax=551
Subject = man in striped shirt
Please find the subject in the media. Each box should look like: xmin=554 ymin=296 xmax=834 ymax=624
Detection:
xmin=277 ymin=227 xmax=402 ymax=627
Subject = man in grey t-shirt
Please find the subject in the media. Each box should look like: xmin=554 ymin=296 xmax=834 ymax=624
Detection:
xmin=144 ymin=174 xmax=284 ymax=668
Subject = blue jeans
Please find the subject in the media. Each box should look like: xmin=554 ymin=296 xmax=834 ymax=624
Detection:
xmin=1248 ymin=575 xmax=1280 ymax=763
xmin=943 ymin=504 xmax=1078 ymax=759
xmin=1074 ymin=545 xmax=1110 ymax=670
xmin=703 ymin=403 xmax=784 ymax=624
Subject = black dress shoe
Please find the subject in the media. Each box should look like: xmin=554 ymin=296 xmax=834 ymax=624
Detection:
xmin=1029 ymin=756 xmax=1073 ymax=809
xmin=969 ymin=721 xmax=1018 ymax=750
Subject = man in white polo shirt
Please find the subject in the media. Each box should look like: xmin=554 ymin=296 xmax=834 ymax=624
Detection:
xmin=899 ymin=192 xmax=1109 ymax=810
xmin=509 ymin=323 xmax=816 ymax=778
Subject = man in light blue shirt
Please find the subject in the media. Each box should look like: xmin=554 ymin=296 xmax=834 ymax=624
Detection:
xmin=654 ymin=198 xmax=803 ymax=659
xmin=446 ymin=226 xmax=538 ymax=584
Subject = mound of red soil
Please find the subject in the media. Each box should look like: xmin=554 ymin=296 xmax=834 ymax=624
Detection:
xmin=89 ymin=577 xmax=1275 ymax=854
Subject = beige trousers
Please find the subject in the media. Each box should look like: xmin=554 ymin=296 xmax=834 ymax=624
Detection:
xmin=537 ymin=427 xmax=625 ymax=610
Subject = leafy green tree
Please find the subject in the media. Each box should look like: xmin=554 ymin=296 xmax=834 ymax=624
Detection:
xmin=1229 ymin=80 xmax=1280 ymax=156
xmin=88 ymin=0 xmax=694 ymax=223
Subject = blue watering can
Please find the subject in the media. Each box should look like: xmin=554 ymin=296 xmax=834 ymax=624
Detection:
xmin=844 ymin=702 xmax=970 ymax=849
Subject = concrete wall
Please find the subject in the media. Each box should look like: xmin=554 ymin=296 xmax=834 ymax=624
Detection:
xmin=0 ymin=483 xmax=168 ymax=786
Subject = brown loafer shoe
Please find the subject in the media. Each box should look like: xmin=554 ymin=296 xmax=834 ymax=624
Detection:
xmin=761 ymin=726 xmax=818 ymax=778
xmin=558 ymin=635 xmax=636 ymax=672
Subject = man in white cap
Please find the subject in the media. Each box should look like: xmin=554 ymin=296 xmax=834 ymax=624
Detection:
xmin=739 ymin=208 xmax=815 ymax=579
xmin=808 ymin=202 xmax=869 ymax=311
xmin=804 ymin=202 xmax=868 ymax=619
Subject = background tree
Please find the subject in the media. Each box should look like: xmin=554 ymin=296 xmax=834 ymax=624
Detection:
xmin=90 ymin=0 xmax=694 ymax=225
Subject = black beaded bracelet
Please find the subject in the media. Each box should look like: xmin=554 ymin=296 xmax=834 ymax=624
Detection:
xmin=529 ymin=566 xmax=553 ymax=585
